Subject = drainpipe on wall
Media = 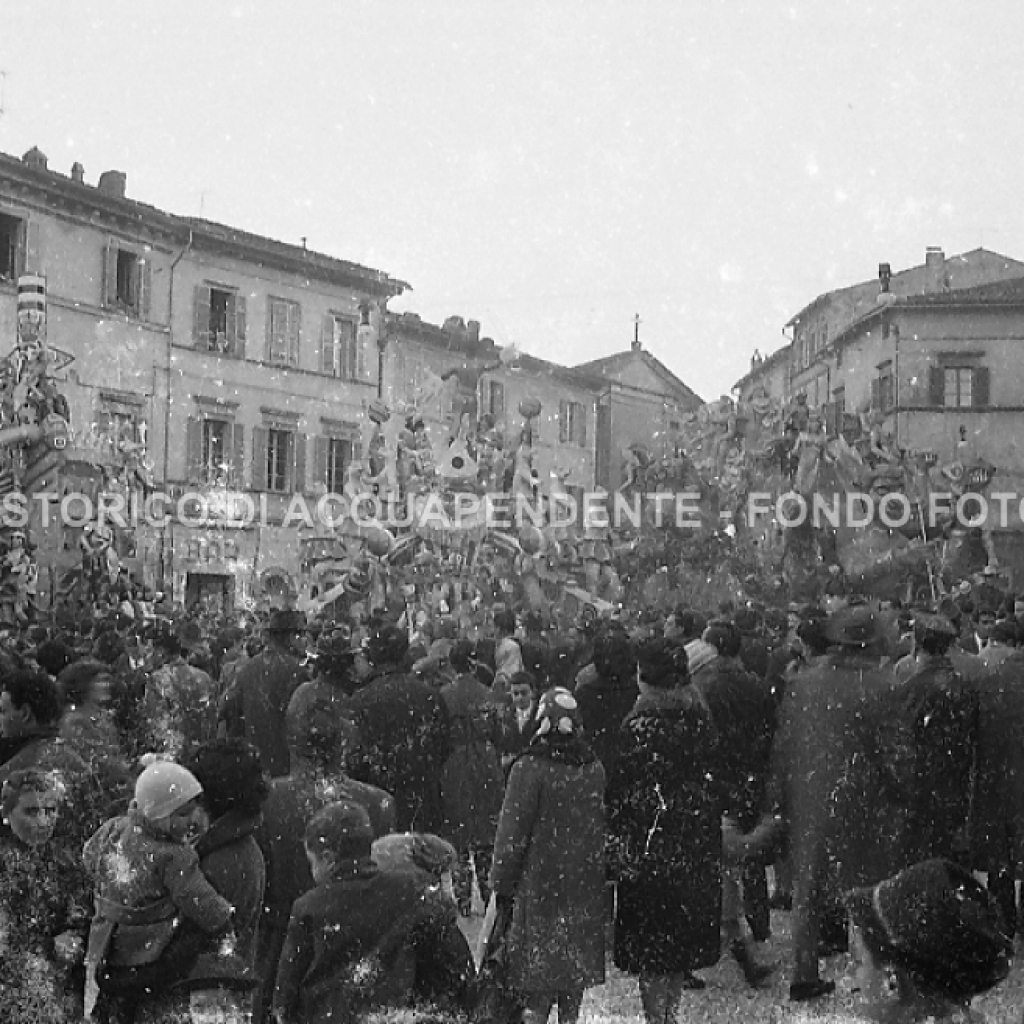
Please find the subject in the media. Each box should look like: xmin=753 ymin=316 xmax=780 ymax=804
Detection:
xmin=159 ymin=229 xmax=193 ymax=591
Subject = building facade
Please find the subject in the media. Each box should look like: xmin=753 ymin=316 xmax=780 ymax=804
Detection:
xmin=574 ymin=341 xmax=704 ymax=491
xmin=2 ymin=146 xmax=670 ymax=611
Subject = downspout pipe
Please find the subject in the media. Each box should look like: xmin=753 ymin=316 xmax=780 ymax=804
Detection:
xmin=159 ymin=229 xmax=193 ymax=590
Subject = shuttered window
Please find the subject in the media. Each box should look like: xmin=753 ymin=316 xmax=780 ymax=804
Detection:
xmin=253 ymin=426 xmax=306 ymax=492
xmin=0 ymin=213 xmax=24 ymax=282
xmin=267 ymin=297 xmax=301 ymax=366
xmin=194 ymin=285 xmax=247 ymax=357
xmin=319 ymin=314 xmax=366 ymax=379
xmin=559 ymin=400 xmax=587 ymax=446
xmin=102 ymin=240 xmax=151 ymax=320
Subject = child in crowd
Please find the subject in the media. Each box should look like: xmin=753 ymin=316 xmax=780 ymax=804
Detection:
xmin=82 ymin=761 xmax=235 ymax=1019
xmin=274 ymin=801 xmax=473 ymax=1024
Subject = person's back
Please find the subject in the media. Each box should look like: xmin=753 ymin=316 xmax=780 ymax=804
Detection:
xmin=346 ymin=626 xmax=449 ymax=832
xmin=891 ymin=640 xmax=979 ymax=866
xmin=220 ymin=640 xmax=304 ymax=778
xmin=273 ymin=802 xmax=472 ymax=1024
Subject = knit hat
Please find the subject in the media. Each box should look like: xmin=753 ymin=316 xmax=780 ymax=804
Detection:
xmin=845 ymin=858 xmax=1012 ymax=1003
xmin=305 ymin=800 xmax=375 ymax=860
xmin=133 ymin=762 xmax=203 ymax=821
xmin=533 ymin=687 xmax=582 ymax=739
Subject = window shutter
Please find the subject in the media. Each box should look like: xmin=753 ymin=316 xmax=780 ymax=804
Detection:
xmin=313 ymin=435 xmax=330 ymax=489
xmin=23 ymin=220 xmax=40 ymax=274
xmin=578 ymin=403 xmax=587 ymax=447
xmin=973 ymin=366 xmax=990 ymax=408
xmin=357 ymin=330 xmax=369 ymax=381
xmin=139 ymin=257 xmax=152 ymax=321
xmin=292 ymin=432 xmax=307 ymax=493
xmin=928 ymin=366 xmax=945 ymax=407
xmin=252 ymin=427 xmax=269 ymax=491
xmin=14 ymin=219 xmax=27 ymax=277
xmin=101 ymin=239 xmax=118 ymax=307
xmin=559 ymin=400 xmax=568 ymax=443
xmin=266 ymin=299 xmax=275 ymax=361
xmin=290 ymin=305 xmax=301 ymax=366
xmin=321 ymin=315 xmax=334 ymax=375
xmin=234 ymin=294 xmax=247 ymax=358
xmin=231 ymin=423 xmax=245 ymax=487
xmin=194 ymin=286 xmax=211 ymax=348
xmin=186 ymin=417 xmax=204 ymax=484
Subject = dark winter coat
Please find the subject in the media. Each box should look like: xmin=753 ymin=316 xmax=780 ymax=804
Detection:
xmin=879 ymin=656 xmax=980 ymax=866
xmin=438 ymin=672 xmax=504 ymax=849
xmin=490 ymin=749 xmax=606 ymax=994
xmin=346 ymin=666 xmax=450 ymax=832
xmin=254 ymin=765 xmax=395 ymax=1023
xmin=574 ymin=669 xmax=639 ymax=786
xmin=273 ymin=861 xmax=473 ymax=1024
xmin=219 ymin=648 xmax=306 ymax=777
xmin=693 ymin=656 xmax=776 ymax=827
xmin=606 ymin=686 xmax=722 ymax=975
xmin=775 ymin=651 xmax=908 ymax=981
xmin=971 ymin=650 xmax=1024 ymax=873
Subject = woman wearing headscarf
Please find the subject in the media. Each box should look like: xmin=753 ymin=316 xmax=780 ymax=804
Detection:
xmin=490 ymin=687 xmax=606 ymax=1024
xmin=606 ymin=638 xmax=722 ymax=1024
xmin=0 ymin=768 xmax=92 ymax=1023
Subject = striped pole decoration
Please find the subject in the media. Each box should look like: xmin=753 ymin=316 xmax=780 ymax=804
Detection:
xmin=17 ymin=273 xmax=46 ymax=345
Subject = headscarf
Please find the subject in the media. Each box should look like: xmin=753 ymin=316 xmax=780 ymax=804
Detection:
xmin=528 ymin=687 xmax=596 ymax=767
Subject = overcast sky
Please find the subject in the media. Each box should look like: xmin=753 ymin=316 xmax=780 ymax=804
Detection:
xmin=2 ymin=2 xmax=1023 ymax=401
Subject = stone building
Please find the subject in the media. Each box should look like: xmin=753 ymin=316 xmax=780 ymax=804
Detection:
xmin=2 ymin=145 xmax=668 ymax=610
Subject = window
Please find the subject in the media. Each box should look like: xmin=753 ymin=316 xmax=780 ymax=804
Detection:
xmin=267 ymin=297 xmax=301 ymax=366
xmin=830 ymin=386 xmax=845 ymax=436
xmin=267 ymin=429 xmax=292 ymax=492
xmin=487 ymin=381 xmax=505 ymax=422
xmin=202 ymin=419 xmax=230 ymax=483
xmin=102 ymin=241 xmax=151 ymax=319
xmin=194 ymin=285 xmax=247 ymax=357
xmin=252 ymin=424 xmax=306 ymax=493
xmin=186 ymin=413 xmax=244 ymax=487
xmin=944 ymin=368 xmax=973 ymax=408
xmin=0 ymin=213 xmax=23 ymax=282
xmin=559 ymin=400 xmax=587 ymax=446
xmin=326 ymin=437 xmax=352 ymax=494
xmin=871 ymin=361 xmax=895 ymax=413
xmin=320 ymin=314 xmax=361 ymax=378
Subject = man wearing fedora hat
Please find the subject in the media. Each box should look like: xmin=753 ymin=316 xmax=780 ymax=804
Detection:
xmin=776 ymin=601 xmax=907 ymax=1001
xmin=219 ymin=609 xmax=309 ymax=778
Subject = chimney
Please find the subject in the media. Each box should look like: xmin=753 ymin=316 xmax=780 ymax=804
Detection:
xmin=878 ymin=263 xmax=891 ymax=293
xmin=925 ymin=246 xmax=946 ymax=293
xmin=70 ymin=162 xmax=85 ymax=184
xmin=97 ymin=170 xmax=127 ymax=198
xmin=22 ymin=146 xmax=48 ymax=171
xmin=466 ymin=319 xmax=481 ymax=344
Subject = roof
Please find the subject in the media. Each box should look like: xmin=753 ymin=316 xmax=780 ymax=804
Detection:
xmin=387 ymin=313 xmax=606 ymax=390
xmin=829 ymin=274 xmax=1024 ymax=350
xmin=785 ymin=248 xmax=1024 ymax=327
xmin=0 ymin=149 xmax=407 ymax=298
xmin=732 ymin=343 xmax=792 ymax=390
xmin=572 ymin=347 xmax=704 ymax=404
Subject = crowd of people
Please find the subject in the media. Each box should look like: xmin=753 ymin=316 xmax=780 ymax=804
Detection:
xmin=0 ymin=587 xmax=1021 ymax=1023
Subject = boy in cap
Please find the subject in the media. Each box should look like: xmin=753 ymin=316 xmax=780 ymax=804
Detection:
xmin=82 ymin=761 xmax=234 ymax=1019
xmin=273 ymin=801 xmax=472 ymax=1024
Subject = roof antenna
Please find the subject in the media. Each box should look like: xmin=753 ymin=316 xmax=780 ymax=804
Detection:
xmin=632 ymin=312 xmax=642 ymax=352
